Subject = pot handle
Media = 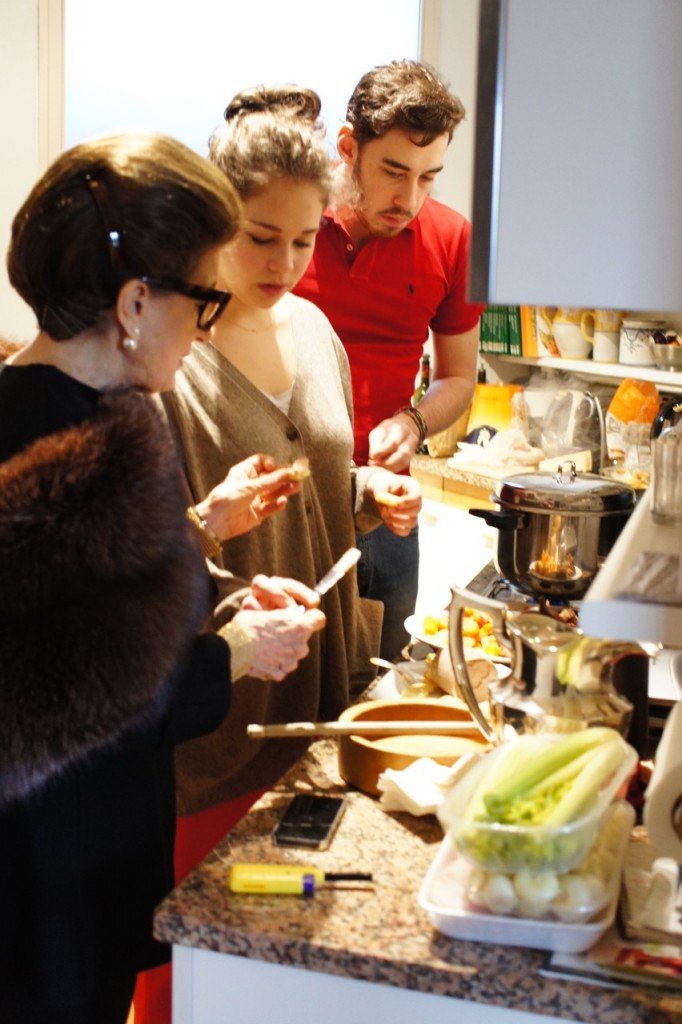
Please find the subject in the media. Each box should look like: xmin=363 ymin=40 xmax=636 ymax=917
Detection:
xmin=468 ymin=508 xmax=526 ymax=530
xmin=447 ymin=585 xmax=515 ymax=742
xmin=651 ymin=397 xmax=681 ymax=440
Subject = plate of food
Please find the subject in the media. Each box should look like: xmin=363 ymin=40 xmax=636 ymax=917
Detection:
xmin=405 ymin=609 xmax=510 ymax=663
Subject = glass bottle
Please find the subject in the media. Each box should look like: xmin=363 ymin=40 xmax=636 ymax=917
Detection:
xmin=413 ymin=352 xmax=430 ymax=406
xmin=412 ymin=353 xmax=430 ymax=453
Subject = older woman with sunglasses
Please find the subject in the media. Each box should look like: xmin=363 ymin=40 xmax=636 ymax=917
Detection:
xmin=0 ymin=130 xmax=324 ymax=1024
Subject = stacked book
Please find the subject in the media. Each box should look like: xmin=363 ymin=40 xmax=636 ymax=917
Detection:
xmin=479 ymin=306 xmax=556 ymax=358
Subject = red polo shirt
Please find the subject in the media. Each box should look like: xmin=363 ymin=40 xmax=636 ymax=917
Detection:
xmin=295 ymin=196 xmax=483 ymax=465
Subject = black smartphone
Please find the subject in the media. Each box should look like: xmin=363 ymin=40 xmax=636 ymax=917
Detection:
xmin=272 ymin=794 xmax=345 ymax=850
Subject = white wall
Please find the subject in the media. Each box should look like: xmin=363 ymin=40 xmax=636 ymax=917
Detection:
xmin=0 ymin=2 xmax=479 ymax=346
xmin=0 ymin=0 xmax=43 ymax=341
xmin=423 ymin=0 xmax=480 ymax=221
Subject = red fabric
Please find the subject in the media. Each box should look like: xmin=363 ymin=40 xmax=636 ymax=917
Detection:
xmin=133 ymin=790 xmax=265 ymax=1024
xmin=294 ymin=197 xmax=484 ymax=465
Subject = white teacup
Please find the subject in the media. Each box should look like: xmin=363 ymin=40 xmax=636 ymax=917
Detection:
xmin=553 ymin=321 xmax=592 ymax=359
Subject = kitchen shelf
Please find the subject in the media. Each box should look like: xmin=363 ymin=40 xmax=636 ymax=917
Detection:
xmin=580 ymin=489 xmax=682 ymax=648
xmin=483 ymin=354 xmax=682 ymax=395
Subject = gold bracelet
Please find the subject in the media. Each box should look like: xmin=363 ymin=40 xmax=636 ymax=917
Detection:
xmin=218 ymin=619 xmax=253 ymax=681
xmin=185 ymin=506 xmax=222 ymax=560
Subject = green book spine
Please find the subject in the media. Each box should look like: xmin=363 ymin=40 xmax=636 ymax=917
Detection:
xmin=479 ymin=305 xmax=509 ymax=355
xmin=506 ymin=306 xmax=522 ymax=356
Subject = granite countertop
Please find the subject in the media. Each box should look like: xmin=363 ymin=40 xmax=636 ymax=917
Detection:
xmin=412 ymin=453 xmax=496 ymax=487
xmin=155 ymin=740 xmax=682 ymax=1024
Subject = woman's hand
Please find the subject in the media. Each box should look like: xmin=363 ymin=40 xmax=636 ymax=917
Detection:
xmin=241 ymin=574 xmax=321 ymax=612
xmin=366 ymin=470 xmax=422 ymax=536
xmin=196 ymin=454 xmax=299 ymax=541
xmin=231 ymin=604 xmax=326 ymax=682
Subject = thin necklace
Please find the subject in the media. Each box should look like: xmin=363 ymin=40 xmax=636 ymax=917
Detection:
xmin=220 ymin=296 xmax=290 ymax=334
xmin=221 ymin=317 xmax=274 ymax=334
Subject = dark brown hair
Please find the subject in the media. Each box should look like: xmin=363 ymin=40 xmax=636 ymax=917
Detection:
xmin=346 ymin=59 xmax=465 ymax=146
xmin=7 ymin=131 xmax=241 ymax=339
xmin=208 ymin=84 xmax=333 ymax=202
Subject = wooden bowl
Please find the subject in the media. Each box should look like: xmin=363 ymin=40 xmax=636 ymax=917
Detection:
xmin=337 ymin=698 xmax=489 ymax=797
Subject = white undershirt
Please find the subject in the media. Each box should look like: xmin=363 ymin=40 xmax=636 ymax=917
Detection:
xmin=262 ymin=381 xmax=295 ymax=416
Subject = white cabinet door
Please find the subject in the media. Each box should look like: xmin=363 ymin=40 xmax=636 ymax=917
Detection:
xmin=471 ymin=0 xmax=682 ymax=312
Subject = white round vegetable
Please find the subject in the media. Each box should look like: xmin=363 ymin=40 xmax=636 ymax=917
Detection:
xmin=512 ymin=869 xmax=560 ymax=918
xmin=480 ymin=873 xmax=518 ymax=915
xmin=553 ymin=873 xmax=606 ymax=923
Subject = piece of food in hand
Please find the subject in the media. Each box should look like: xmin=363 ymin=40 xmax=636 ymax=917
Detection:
xmin=374 ymin=490 xmax=403 ymax=507
xmin=286 ymin=456 xmax=311 ymax=481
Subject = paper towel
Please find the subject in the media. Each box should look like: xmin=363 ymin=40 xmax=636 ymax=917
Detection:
xmin=644 ymin=698 xmax=682 ymax=860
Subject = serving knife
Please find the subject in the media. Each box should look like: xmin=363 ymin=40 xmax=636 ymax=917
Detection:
xmin=313 ymin=547 xmax=361 ymax=596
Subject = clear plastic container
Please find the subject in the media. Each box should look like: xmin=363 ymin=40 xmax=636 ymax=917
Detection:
xmin=437 ymin=733 xmax=637 ymax=874
xmin=419 ymin=802 xmax=634 ymax=952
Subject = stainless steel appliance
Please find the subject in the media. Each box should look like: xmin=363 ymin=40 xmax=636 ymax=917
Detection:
xmin=469 ymin=463 xmax=635 ymax=599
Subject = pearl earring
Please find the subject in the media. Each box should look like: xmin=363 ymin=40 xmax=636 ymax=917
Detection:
xmin=122 ymin=333 xmax=139 ymax=352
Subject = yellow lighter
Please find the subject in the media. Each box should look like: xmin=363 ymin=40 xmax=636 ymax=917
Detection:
xmin=228 ymin=863 xmax=372 ymax=896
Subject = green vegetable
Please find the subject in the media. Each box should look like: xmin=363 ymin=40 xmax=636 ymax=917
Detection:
xmin=444 ymin=727 xmax=629 ymax=871
xmin=482 ymin=727 xmax=616 ymax=820
xmin=542 ymin=737 xmax=625 ymax=826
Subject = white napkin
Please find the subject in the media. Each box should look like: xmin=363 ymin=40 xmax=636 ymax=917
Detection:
xmin=634 ymin=857 xmax=682 ymax=937
xmin=376 ymin=754 xmax=480 ymax=816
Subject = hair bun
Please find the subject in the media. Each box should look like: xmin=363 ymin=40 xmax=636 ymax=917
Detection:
xmin=224 ymin=85 xmax=322 ymax=126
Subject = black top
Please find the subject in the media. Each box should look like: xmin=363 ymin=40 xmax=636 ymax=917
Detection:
xmin=0 ymin=363 xmax=232 ymax=1018
xmin=0 ymin=362 xmax=100 ymax=462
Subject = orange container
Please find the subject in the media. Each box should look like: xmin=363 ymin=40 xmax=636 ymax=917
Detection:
xmin=466 ymin=383 xmax=523 ymax=435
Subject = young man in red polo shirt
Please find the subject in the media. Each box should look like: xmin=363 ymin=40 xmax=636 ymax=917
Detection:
xmin=295 ymin=59 xmax=484 ymax=660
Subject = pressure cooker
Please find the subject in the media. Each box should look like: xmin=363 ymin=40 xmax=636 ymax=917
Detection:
xmin=469 ymin=461 xmax=635 ymax=598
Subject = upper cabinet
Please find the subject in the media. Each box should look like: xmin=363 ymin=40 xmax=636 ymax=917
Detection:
xmin=470 ymin=0 xmax=682 ymax=312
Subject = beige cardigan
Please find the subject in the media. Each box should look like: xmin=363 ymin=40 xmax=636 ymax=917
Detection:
xmin=165 ymin=295 xmax=383 ymax=813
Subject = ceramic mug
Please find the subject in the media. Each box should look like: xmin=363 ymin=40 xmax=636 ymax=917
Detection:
xmin=553 ymin=314 xmax=592 ymax=359
xmin=619 ymin=318 xmax=665 ymax=366
xmin=593 ymin=308 xmax=622 ymax=331
xmin=592 ymin=330 xmax=620 ymax=363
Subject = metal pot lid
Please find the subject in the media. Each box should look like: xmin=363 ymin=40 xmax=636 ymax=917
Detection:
xmin=494 ymin=464 xmax=635 ymax=514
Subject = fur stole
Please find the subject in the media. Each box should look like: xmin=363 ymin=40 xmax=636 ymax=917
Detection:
xmin=0 ymin=388 xmax=209 ymax=808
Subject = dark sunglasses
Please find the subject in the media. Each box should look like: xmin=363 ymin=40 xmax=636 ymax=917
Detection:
xmin=83 ymin=173 xmax=231 ymax=331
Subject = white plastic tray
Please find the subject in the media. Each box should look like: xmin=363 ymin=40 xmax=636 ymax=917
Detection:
xmin=418 ymin=802 xmax=634 ymax=953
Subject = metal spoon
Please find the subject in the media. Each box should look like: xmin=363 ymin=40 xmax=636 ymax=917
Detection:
xmin=369 ymin=657 xmax=422 ymax=686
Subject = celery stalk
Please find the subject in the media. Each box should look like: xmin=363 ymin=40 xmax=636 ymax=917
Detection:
xmin=523 ymin=746 xmax=602 ymax=800
xmin=463 ymin=741 xmax=531 ymax=823
xmin=542 ymin=737 xmax=625 ymax=826
xmin=483 ymin=727 xmax=617 ymax=818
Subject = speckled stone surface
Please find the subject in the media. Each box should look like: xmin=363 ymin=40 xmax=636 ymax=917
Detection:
xmin=155 ymin=740 xmax=682 ymax=1024
xmin=411 ymin=453 xmax=505 ymax=490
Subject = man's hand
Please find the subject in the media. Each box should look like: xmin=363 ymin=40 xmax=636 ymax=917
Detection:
xmin=367 ymin=413 xmax=421 ymax=472
xmin=366 ymin=469 xmax=422 ymax=536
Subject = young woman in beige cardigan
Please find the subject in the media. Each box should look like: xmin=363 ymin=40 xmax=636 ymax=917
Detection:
xmin=171 ymin=88 xmax=421 ymax=834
